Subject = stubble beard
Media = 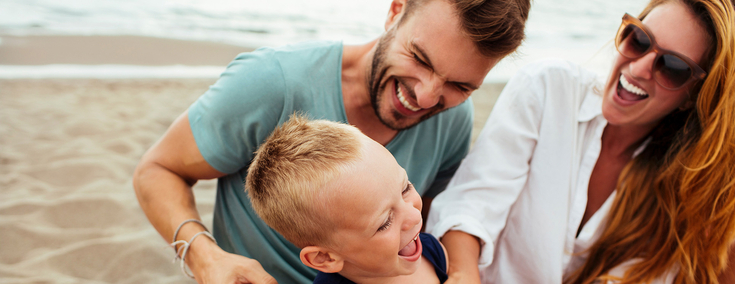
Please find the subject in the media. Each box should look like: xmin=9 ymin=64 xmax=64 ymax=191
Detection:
xmin=367 ymin=29 xmax=442 ymax=131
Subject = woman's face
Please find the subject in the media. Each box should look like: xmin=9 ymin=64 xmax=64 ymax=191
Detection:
xmin=602 ymin=2 xmax=709 ymax=129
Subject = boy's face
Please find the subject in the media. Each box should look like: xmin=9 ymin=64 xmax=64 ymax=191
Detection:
xmin=325 ymin=135 xmax=424 ymax=278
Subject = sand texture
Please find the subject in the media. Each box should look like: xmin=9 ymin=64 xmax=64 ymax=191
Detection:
xmin=0 ymin=77 xmax=502 ymax=283
xmin=0 ymin=79 xmax=219 ymax=283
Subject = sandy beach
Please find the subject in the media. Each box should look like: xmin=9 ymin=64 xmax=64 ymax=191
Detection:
xmin=0 ymin=35 xmax=503 ymax=283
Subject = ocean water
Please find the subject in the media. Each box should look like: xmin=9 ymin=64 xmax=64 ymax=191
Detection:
xmin=0 ymin=0 xmax=647 ymax=80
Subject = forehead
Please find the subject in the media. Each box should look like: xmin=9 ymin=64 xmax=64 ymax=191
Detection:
xmin=397 ymin=0 xmax=497 ymax=81
xmin=642 ymin=2 xmax=709 ymax=64
xmin=324 ymin=136 xmax=405 ymax=231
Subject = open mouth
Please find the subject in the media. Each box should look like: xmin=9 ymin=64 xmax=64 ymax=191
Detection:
xmin=395 ymin=79 xmax=421 ymax=112
xmin=397 ymin=233 xmax=422 ymax=262
xmin=617 ymin=74 xmax=649 ymax=101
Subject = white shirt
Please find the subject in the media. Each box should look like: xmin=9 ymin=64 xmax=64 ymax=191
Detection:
xmin=427 ymin=59 xmax=673 ymax=283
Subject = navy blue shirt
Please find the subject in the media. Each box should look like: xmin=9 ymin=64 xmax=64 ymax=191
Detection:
xmin=313 ymin=233 xmax=448 ymax=283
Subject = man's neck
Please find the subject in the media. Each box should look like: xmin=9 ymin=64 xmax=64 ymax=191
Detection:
xmin=341 ymin=40 xmax=399 ymax=145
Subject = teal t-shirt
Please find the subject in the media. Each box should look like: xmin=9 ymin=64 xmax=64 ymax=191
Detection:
xmin=188 ymin=41 xmax=472 ymax=284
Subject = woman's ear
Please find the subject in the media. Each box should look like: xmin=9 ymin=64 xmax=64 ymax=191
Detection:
xmin=385 ymin=0 xmax=408 ymax=30
xmin=679 ymin=99 xmax=695 ymax=111
xmin=300 ymin=246 xmax=344 ymax=273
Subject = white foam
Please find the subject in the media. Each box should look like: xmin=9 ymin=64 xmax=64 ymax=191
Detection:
xmin=0 ymin=65 xmax=226 ymax=78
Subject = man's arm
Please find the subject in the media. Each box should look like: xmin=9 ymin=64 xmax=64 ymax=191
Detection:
xmin=133 ymin=111 xmax=276 ymax=284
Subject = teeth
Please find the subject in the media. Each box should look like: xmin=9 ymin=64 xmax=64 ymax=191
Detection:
xmin=620 ymin=75 xmax=648 ymax=96
xmin=414 ymin=235 xmax=418 ymax=241
xmin=397 ymin=82 xmax=421 ymax=111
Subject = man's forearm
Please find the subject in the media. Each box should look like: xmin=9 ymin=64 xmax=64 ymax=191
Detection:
xmin=134 ymin=161 xmax=203 ymax=243
xmin=134 ymin=161 xmax=232 ymax=278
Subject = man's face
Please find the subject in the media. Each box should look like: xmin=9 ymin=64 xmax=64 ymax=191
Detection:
xmin=368 ymin=0 xmax=499 ymax=130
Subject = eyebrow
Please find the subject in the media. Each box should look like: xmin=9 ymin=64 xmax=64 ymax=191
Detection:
xmin=411 ymin=41 xmax=481 ymax=91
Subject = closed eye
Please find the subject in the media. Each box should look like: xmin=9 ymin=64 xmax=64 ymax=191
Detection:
xmin=455 ymin=83 xmax=470 ymax=92
xmin=413 ymin=53 xmax=432 ymax=70
xmin=377 ymin=212 xmax=393 ymax=232
xmin=402 ymin=183 xmax=413 ymax=195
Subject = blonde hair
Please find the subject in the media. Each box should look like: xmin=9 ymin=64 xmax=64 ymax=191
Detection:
xmin=246 ymin=115 xmax=363 ymax=248
xmin=566 ymin=0 xmax=735 ymax=283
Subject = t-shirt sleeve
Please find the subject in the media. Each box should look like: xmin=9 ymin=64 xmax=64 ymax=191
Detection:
xmin=188 ymin=48 xmax=288 ymax=174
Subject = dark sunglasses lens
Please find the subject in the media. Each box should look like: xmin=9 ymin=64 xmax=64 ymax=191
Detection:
xmin=619 ymin=25 xmax=651 ymax=58
xmin=654 ymin=54 xmax=692 ymax=88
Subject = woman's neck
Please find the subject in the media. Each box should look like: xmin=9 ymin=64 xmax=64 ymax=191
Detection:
xmin=601 ymin=123 xmax=656 ymax=157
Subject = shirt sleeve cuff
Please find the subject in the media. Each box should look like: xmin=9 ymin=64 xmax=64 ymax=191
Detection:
xmin=428 ymin=214 xmax=496 ymax=269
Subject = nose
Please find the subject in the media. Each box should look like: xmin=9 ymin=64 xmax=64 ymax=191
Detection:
xmin=413 ymin=74 xmax=443 ymax=109
xmin=401 ymin=197 xmax=422 ymax=231
xmin=628 ymin=52 xmax=656 ymax=81
xmin=401 ymin=207 xmax=422 ymax=231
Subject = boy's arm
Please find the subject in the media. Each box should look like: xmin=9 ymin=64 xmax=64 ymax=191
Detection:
xmin=441 ymin=231 xmax=481 ymax=284
xmin=133 ymin=111 xmax=276 ymax=284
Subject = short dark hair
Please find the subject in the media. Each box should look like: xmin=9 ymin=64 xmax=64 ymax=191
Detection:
xmin=401 ymin=0 xmax=531 ymax=58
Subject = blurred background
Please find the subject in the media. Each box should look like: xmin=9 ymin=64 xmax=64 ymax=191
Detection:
xmin=0 ymin=0 xmax=647 ymax=80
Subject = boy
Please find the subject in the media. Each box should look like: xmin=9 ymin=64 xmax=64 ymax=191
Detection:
xmin=246 ymin=115 xmax=448 ymax=284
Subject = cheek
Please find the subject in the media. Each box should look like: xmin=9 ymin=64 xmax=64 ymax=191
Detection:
xmin=659 ymin=90 xmax=691 ymax=111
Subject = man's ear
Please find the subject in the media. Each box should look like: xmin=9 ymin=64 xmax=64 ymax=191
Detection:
xmin=385 ymin=0 xmax=408 ymax=30
xmin=300 ymin=246 xmax=344 ymax=273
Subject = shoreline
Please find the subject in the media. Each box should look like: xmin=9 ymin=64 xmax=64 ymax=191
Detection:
xmin=0 ymin=35 xmax=255 ymax=66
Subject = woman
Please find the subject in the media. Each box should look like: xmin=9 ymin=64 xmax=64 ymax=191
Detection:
xmin=426 ymin=0 xmax=735 ymax=283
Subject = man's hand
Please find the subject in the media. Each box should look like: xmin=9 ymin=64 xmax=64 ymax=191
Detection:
xmin=186 ymin=236 xmax=278 ymax=284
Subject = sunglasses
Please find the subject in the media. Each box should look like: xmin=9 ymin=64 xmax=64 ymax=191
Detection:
xmin=615 ymin=13 xmax=707 ymax=90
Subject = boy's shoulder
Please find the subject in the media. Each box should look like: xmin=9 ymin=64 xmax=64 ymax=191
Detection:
xmin=418 ymin=233 xmax=448 ymax=283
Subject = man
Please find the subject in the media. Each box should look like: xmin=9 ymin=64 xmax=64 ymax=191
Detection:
xmin=133 ymin=0 xmax=529 ymax=283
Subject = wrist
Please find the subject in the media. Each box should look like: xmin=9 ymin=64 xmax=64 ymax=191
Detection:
xmin=183 ymin=230 xmax=221 ymax=274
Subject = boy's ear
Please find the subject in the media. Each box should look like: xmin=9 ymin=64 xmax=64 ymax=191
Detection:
xmin=300 ymin=246 xmax=344 ymax=273
xmin=385 ymin=0 xmax=408 ymax=30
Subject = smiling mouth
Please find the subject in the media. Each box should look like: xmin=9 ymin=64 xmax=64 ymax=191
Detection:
xmin=617 ymin=74 xmax=649 ymax=101
xmin=395 ymin=79 xmax=421 ymax=112
xmin=397 ymin=233 xmax=422 ymax=262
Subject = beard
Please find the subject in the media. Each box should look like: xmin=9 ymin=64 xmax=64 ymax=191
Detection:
xmin=367 ymin=29 xmax=444 ymax=131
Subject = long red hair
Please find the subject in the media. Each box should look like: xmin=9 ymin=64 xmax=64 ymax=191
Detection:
xmin=565 ymin=0 xmax=735 ymax=283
